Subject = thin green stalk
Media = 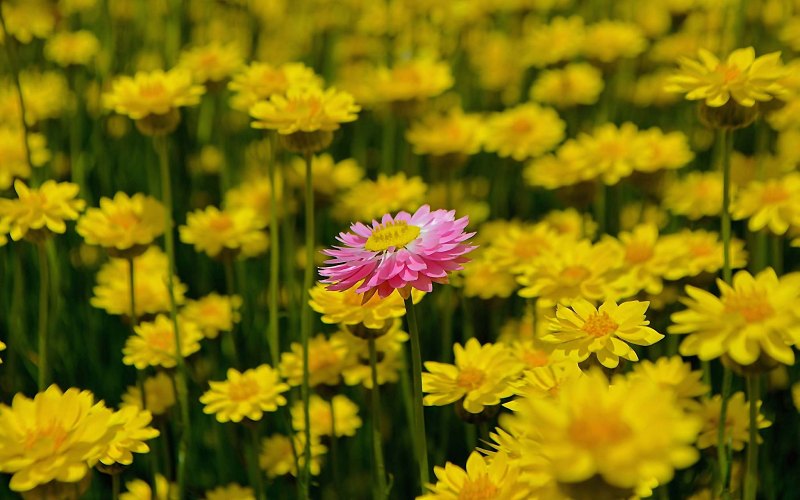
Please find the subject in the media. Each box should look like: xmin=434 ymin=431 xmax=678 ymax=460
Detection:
xmin=0 ymin=9 xmax=33 ymax=172
xmin=720 ymin=129 xmax=733 ymax=283
xmin=381 ymin=116 xmax=396 ymax=175
xmin=154 ymin=136 xmax=191 ymax=498
xmin=404 ymin=296 xmax=430 ymax=492
xmin=329 ymin=397 xmax=344 ymax=497
xmin=248 ymin=424 xmax=266 ymax=500
xmin=267 ymin=134 xmax=280 ymax=365
xmin=299 ymin=152 xmax=315 ymax=498
xmin=37 ymin=242 xmax=50 ymax=390
xmin=222 ymin=254 xmax=241 ymax=366
xmin=744 ymin=375 xmax=760 ymax=500
xmin=594 ymin=181 xmax=607 ymax=236
xmin=368 ymin=335 xmax=388 ymax=500
xmin=717 ymin=363 xmax=734 ymax=498
xmin=112 ymin=473 xmax=120 ymax=500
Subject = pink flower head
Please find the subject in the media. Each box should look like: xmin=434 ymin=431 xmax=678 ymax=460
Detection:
xmin=320 ymin=205 xmax=476 ymax=300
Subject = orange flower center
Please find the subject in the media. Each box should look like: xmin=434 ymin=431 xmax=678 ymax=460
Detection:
xmin=108 ymin=210 xmax=141 ymax=230
xmin=286 ymin=97 xmax=323 ymax=118
xmin=458 ymin=475 xmax=499 ymax=500
xmin=209 ymin=214 xmax=234 ymax=232
xmin=717 ymin=64 xmax=742 ymax=83
xmin=148 ymin=327 xmax=176 ymax=352
xmin=456 ymin=367 xmax=486 ymax=391
xmin=140 ymin=81 xmax=167 ymax=99
xmin=522 ymin=348 xmax=549 ymax=368
xmin=26 ymin=423 xmax=69 ymax=452
xmin=597 ymin=139 xmax=627 ymax=161
xmin=723 ymin=290 xmax=774 ymax=323
xmin=569 ymin=412 xmax=631 ymax=449
xmin=761 ymin=184 xmax=790 ymax=204
xmin=228 ymin=377 xmax=260 ymax=402
xmin=582 ymin=312 xmax=619 ymax=338
xmin=510 ymin=117 xmax=533 ymax=135
xmin=309 ymin=348 xmax=340 ymax=373
xmin=365 ymin=220 xmax=420 ymax=252
xmin=625 ymin=241 xmax=654 ymax=264
xmin=560 ymin=265 xmax=590 ymax=286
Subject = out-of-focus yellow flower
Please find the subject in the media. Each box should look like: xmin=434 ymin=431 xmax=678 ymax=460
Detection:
xmin=280 ymin=333 xmax=348 ymax=387
xmin=0 ymin=0 xmax=55 ymax=43
xmin=0 ymin=71 xmax=71 ymax=126
xmin=423 ymin=338 xmax=524 ymax=413
xmin=610 ymin=223 xmax=672 ymax=296
xmin=427 ymin=179 xmax=491 ymax=227
xmin=0 ymin=340 xmax=5 ymax=363
xmin=542 ymin=209 xmax=597 ymax=241
xmin=290 ymin=394 xmax=362 ymax=438
xmin=628 ymin=356 xmax=708 ymax=409
xmin=0 ymin=180 xmax=84 ymax=243
xmin=333 ymin=321 xmax=409 ymax=388
xmin=179 ymin=206 xmax=268 ymax=259
xmin=77 ymin=192 xmax=165 ymax=257
xmin=228 ymin=62 xmax=322 ymax=112
xmin=0 ymin=126 xmax=50 ymax=189
xmin=483 ymin=103 xmax=565 ymax=161
xmin=259 ymin=433 xmax=326 ymax=478
xmin=506 ymin=361 xmax=582 ymax=404
xmin=732 ymin=172 xmax=800 ymax=234
xmin=582 ymin=21 xmax=647 ymax=64
xmin=181 ymin=293 xmax=242 ymax=339
xmin=634 ymin=127 xmax=694 ymax=173
xmin=309 ymin=282 xmax=415 ymax=330
xmin=204 ymin=483 xmax=255 ymax=500
xmin=99 ymin=406 xmax=159 ymax=466
xmin=667 ymin=47 xmax=787 ymax=107
xmin=372 ymin=58 xmax=453 ymax=103
xmin=250 ymin=86 xmax=360 ymax=134
xmin=0 ymin=385 xmax=117 ymax=492
xmin=122 ymin=314 xmax=203 ymax=369
xmin=466 ymin=31 xmax=524 ymax=99
xmin=663 ymin=172 xmax=724 ymax=220
xmin=406 ymin=108 xmax=484 ymax=156
xmin=44 ymin=30 xmax=100 ymax=67
xmin=792 ymin=382 xmax=800 ymax=412
xmin=332 ymin=173 xmax=427 ymax=222
xmin=483 ymin=222 xmax=562 ymax=275
xmin=695 ymin=392 xmax=771 ymax=450
xmin=200 ymin=365 xmax=289 ymax=423
xmin=419 ymin=451 xmax=529 ymax=500
xmin=522 ymin=16 xmax=585 ymax=68
xmin=661 ymin=230 xmax=748 ymax=280
xmin=121 ymin=371 xmax=176 ymax=416
xmin=556 ymin=122 xmax=643 ymax=185
xmin=461 ymin=255 xmax=518 ymax=299
xmin=225 ymin=170 xmax=286 ymax=222
xmin=529 ymin=63 xmax=604 ymax=108
xmin=178 ymin=42 xmax=244 ymax=85
xmin=670 ymin=268 xmax=800 ymax=366
xmin=286 ymin=154 xmax=364 ymax=199
xmin=121 ymin=474 xmax=175 ymax=500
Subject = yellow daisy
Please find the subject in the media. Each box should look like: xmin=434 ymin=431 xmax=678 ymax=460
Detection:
xmin=695 ymin=392 xmax=771 ymax=450
xmin=333 ymin=321 xmax=409 ymax=388
xmin=228 ymin=61 xmax=322 ymax=113
xmin=286 ymin=153 xmax=364 ymax=199
xmin=660 ymin=230 xmax=748 ymax=280
xmin=99 ymin=406 xmax=160 ymax=466
xmin=179 ymin=206 xmax=268 ymax=259
xmin=483 ymin=103 xmax=565 ymax=161
xmin=200 ymin=365 xmax=289 ymax=423
xmin=731 ymin=172 xmax=800 ymax=235
xmin=178 ymin=42 xmax=244 ymax=85
xmin=290 ymin=394 xmax=362 ymax=438
xmin=405 ymin=107 xmax=484 ymax=157
xmin=0 ymin=179 xmax=85 ymax=242
xmin=121 ymin=371 xmax=176 ymax=416
xmin=309 ymin=282 xmax=416 ymax=330
xmin=279 ymin=334 xmax=348 ymax=387
xmin=663 ymin=172 xmax=724 ymax=220
xmin=627 ymin=356 xmax=708 ymax=409
xmin=332 ymin=173 xmax=427 ymax=223
xmin=372 ymin=58 xmax=453 ymax=104
xmin=529 ymin=63 xmax=604 ymax=108
xmin=0 ymin=125 xmax=50 ymax=189
xmin=180 ymin=293 xmax=243 ymax=339
xmin=250 ymin=86 xmax=360 ymax=135
xmin=419 ymin=451 xmax=529 ymax=500
xmin=76 ymin=192 xmax=165 ymax=257
xmin=122 ymin=314 xmax=203 ymax=369
xmin=259 ymin=433 xmax=327 ymax=478
xmin=43 ymin=30 xmax=100 ymax=67
xmin=582 ymin=20 xmax=647 ymax=64
xmin=204 ymin=483 xmax=255 ymax=500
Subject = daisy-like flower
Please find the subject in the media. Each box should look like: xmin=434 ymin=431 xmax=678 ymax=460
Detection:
xmin=669 ymin=268 xmax=800 ymax=366
xmin=279 ymin=334 xmax=349 ymax=387
xmin=556 ymin=122 xmax=644 ymax=185
xmin=0 ymin=385 xmax=117 ymax=492
xmin=309 ymin=281 xmax=421 ymax=330
xmin=259 ymin=433 xmax=327 ymax=478
xmin=228 ymin=62 xmax=322 ymax=112
xmin=372 ymin=58 xmax=454 ymax=104
xmin=332 ymin=173 xmax=427 ymax=223
xmin=180 ymin=293 xmax=243 ymax=339
xmin=660 ymin=230 xmax=748 ymax=280
xmin=0 ymin=125 xmax=50 ymax=189
xmin=286 ymin=154 xmax=364 ymax=200
xmin=179 ymin=206 xmax=268 ymax=259
xmin=200 ymin=365 xmax=289 ymax=423
xmin=483 ymin=103 xmax=566 ymax=161
xmin=405 ymin=107 xmax=484 ymax=157
xmin=290 ymin=394 xmax=362 ymax=438
xmin=76 ymin=192 xmax=165 ymax=257
xmin=582 ymin=21 xmax=648 ymax=64
xmin=422 ymin=338 xmax=524 ymax=414
xmin=320 ymin=204 xmax=476 ymax=300
xmin=666 ymin=47 xmax=787 ymax=108
xmin=627 ymin=356 xmax=708 ymax=409
xmin=529 ymin=63 xmax=604 ymax=108
xmin=522 ymin=16 xmax=585 ymax=68
xmin=544 ymin=299 xmax=664 ymax=369
xmin=482 ymin=222 xmax=562 ymax=275
xmin=611 ymin=223 xmax=672 ymax=296
xmin=461 ymin=256 xmax=518 ymax=299
xmin=122 ymin=314 xmax=203 ymax=369
xmin=419 ymin=451 xmax=529 ymax=500
xmin=0 ymin=71 xmax=71 ymax=126
xmin=0 ymin=180 xmax=85 ymax=243
xmin=121 ymin=371 xmax=176 ymax=416
xmin=695 ymin=392 xmax=771 ymax=450
xmin=732 ymin=172 xmax=800 ymax=234
xmin=333 ymin=321 xmax=409 ymax=388
xmin=121 ymin=474 xmax=174 ymax=500
xmin=43 ymin=30 xmax=100 ymax=67
xmin=663 ymin=172 xmax=724 ymax=220
xmin=177 ymin=42 xmax=244 ymax=85
xmin=99 ymin=406 xmax=160 ymax=466
xmin=205 ymin=483 xmax=255 ymax=500
xmin=633 ymin=127 xmax=695 ymax=173
xmin=225 ymin=171 xmax=286 ymax=222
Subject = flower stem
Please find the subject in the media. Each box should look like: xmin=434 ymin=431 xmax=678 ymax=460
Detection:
xmin=404 ymin=296 xmax=430 ymax=492
xmin=328 ymin=397 xmax=344 ymax=497
xmin=0 ymin=9 xmax=33 ymax=173
xmin=222 ymin=254 xmax=241 ymax=367
xmin=368 ymin=335 xmax=389 ymax=499
xmin=36 ymin=242 xmax=49 ymax=391
xmin=112 ymin=472 xmax=120 ymax=500
xmin=717 ymin=361 xmax=734 ymax=497
xmin=267 ymin=133 xmax=280 ymax=365
xmin=299 ymin=151 xmax=315 ymax=498
xmin=248 ymin=424 xmax=266 ymax=500
xmin=154 ymin=136 xmax=191 ymax=498
xmin=744 ymin=375 xmax=761 ymax=500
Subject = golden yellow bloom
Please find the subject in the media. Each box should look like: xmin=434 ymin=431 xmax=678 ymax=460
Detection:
xmin=461 ymin=256 xmax=518 ymax=299
xmin=372 ymin=59 xmax=453 ymax=103
xmin=332 ymin=173 xmax=427 ymax=223
xmin=280 ymin=333 xmax=348 ymax=387
xmin=582 ymin=21 xmax=647 ymax=63
xmin=0 ymin=125 xmax=50 ymax=189
xmin=695 ymin=392 xmax=771 ymax=450
xmin=0 ymin=340 xmax=5 ymax=363
xmin=0 ymin=0 xmax=55 ymax=44
xmin=290 ymin=394 xmax=362 ymax=438
xmin=286 ymin=153 xmax=364 ymax=199
xmin=77 ymin=192 xmax=165 ymax=255
xmin=179 ymin=206 xmax=268 ymax=259
xmin=483 ymin=222 xmax=562 ymax=275
xmin=99 ymin=406 xmax=160 ymax=466
xmin=670 ymin=268 xmax=800 ymax=366
xmin=0 ymin=71 xmax=70 ymax=126
xmin=0 ymin=385 xmax=116 ymax=492
xmin=529 ymin=63 xmax=604 ymax=108
xmin=634 ymin=127 xmax=695 ymax=173
xmin=612 ymin=223 xmax=672 ymax=296
xmin=200 ymin=365 xmax=289 ymax=423
xmin=0 ymin=180 xmax=85 ymax=242
xmin=660 ymin=230 xmax=748 ymax=280
xmin=259 ymin=433 xmax=327 ymax=478
xmin=556 ymin=122 xmax=644 ymax=185
xmin=44 ymin=30 xmax=100 ymax=67
xmin=667 ymin=47 xmax=787 ymax=107
xmin=627 ymin=356 xmax=708 ymax=409
xmin=792 ymin=382 xmax=800 ymax=412
xmin=181 ymin=293 xmax=243 ymax=339
xmin=225 ymin=169 xmax=286 ymax=222
xmin=419 ymin=451 xmax=529 ymax=500
xmin=663 ymin=172 xmax=724 ymax=220
xmin=627 ymin=70 xmax=682 ymax=107
xmin=423 ymin=338 xmax=524 ymax=413
xmin=205 ymin=483 xmax=255 ymax=500
xmin=544 ymin=299 xmax=663 ymax=369
xmin=309 ymin=281 xmax=414 ymax=330
xmin=406 ymin=108 xmax=484 ymax=156
xmin=121 ymin=371 xmax=176 ymax=416
xmin=483 ymin=103 xmax=565 ymax=161
xmin=122 ymin=314 xmax=203 ymax=369
xmin=121 ymin=474 xmax=175 ymax=500
xmin=732 ymin=172 xmax=800 ymax=234
xmin=333 ymin=321 xmax=409 ymax=388
xmin=250 ymin=86 xmax=360 ymax=134
xmin=103 ymin=68 xmax=205 ymax=120
xmin=228 ymin=62 xmax=322 ymax=112
xmin=178 ymin=42 xmax=244 ymax=84
xmin=522 ymin=16 xmax=585 ymax=68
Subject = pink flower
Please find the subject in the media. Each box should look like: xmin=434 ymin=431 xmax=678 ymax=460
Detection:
xmin=320 ymin=205 xmax=476 ymax=300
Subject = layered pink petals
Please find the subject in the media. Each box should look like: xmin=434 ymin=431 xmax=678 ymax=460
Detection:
xmin=319 ymin=205 xmax=476 ymax=298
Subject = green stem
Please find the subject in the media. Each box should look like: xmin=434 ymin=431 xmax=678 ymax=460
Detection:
xmin=404 ymin=296 xmax=430 ymax=492
xmin=222 ymin=255 xmax=241 ymax=367
xmin=299 ymin=152 xmax=315 ymax=498
xmin=717 ymin=364 xmax=734 ymax=497
xmin=720 ymin=128 xmax=733 ymax=283
xmin=37 ymin=242 xmax=50 ymax=390
xmin=154 ymin=136 xmax=191 ymax=498
xmin=267 ymin=134 xmax=280 ymax=365
xmin=0 ymin=9 xmax=33 ymax=173
xmin=594 ymin=181 xmax=607 ymax=236
xmin=368 ymin=335 xmax=389 ymax=499
xmin=329 ymin=397 xmax=344 ymax=497
xmin=248 ymin=424 xmax=266 ymax=500
xmin=744 ymin=375 xmax=760 ymax=500
xmin=381 ymin=116 xmax=396 ymax=175
xmin=112 ymin=473 xmax=120 ymax=500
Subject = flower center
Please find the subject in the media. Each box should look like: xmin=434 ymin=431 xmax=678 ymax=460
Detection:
xmin=140 ymin=82 xmax=167 ymax=99
xmin=365 ymin=220 xmax=420 ymax=252
xmin=228 ymin=378 xmax=260 ymax=402
xmin=522 ymin=348 xmax=549 ymax=368
xmin=724 ymin=290 xmax=774 ymax=323
xmin=510 ymin=117 xmax=533 ymax=134
xmin=597 ymin=139 xmax=627 ymax=161
xmin=569 ymin=412 xmax=631 ymax=449
xmin=582 ymin=312 xmax=619 ymax=338
xmin=625 ymin=242 xmax=654 ymax=264
xmin=458 ymin=475 xmax=499 ymax=500
xmin=717 ymin=64 xmax=742 ymax=83
xmin=560 ymin=265 xmax=590 ymax=286
xmin=309 ymin=349 xmax=340 ymax=373
xmin=148 ymin=327 xmax=176 ymax=352
xmin=26 ymin=423 xmax=68 ymax=452
xmin=108 ymin=210 xmax=141 ymax=230
xmin=209 ymin=214 xmax=234 ymax=232
xmin=456 ymin=367 xmax=486 ymax=391
xmin=761 ymin=184 xmax=790 ymax=204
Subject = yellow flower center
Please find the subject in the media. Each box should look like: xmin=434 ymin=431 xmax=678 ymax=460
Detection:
xmin=209 ymin=214 xmax=234 ymax=232
xmin=140 ymin=81 xmax=167 ymax=99
xmin=148 ymin=327 xmax=176 ymax=352
xmin=717 ymin=64 xmax=742 ymax=83
xmin=582 ymin=312 xmax=619 ymax=338
xmin=365 ymin=220 xmax=420 ymax=252
xmin=689 ymin=241 xmax=714 ymax=257
xmin=456 ymin=367 xmax=486 ymax=391
xmin=458 ymin=475 xmax=499 ymax=500
xmin=724 ymin=290 xmax=774 ymax=323
xmin=522 ymin=349 xmax=549 ymax=368
xmin=309 ymin=348 xmax=340 ymax=373
xmin=228 ymin=377 xmax=260 ymax=402
xmin=560 ymin=265 xmax=590 ymax=286
xmin=108 ymin=210 xmax=141 ymax=230
xmin=26 ymin=423 xmax=68 ymax=452
xmin=761 ymin=184 xmax=790 ymax=204
xmin=569 ymin=412 xmax=632 ymax=449
xmin=625 ymin=241 xmax=654 ymax=264
xmin=287 ymin=97 xmax=322 ymax=118
xmin=510 ymin=117 xmax=533 ymax=135
xmin=597 ymin=139 xmax=627 ymax=161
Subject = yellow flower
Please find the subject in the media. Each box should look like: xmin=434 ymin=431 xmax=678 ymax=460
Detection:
xmin=200 ymin=365 xmax=289 ymax=423
xmin=0 ymin=0 xmax=55 ymax=43
xmin=99 ymin=406 xmax=160 ymax=466
xmin=482 ymin=222 xmax=563 ymax=275
xmin=122 ymin=314 xmax=203 ymax=369
xmin=663 ymin=172 xmax=724 ymax=220
xmin=634 ymin=127 xmax=695 ymax=173
xmin=309 ymin=282 xmax=415 ymax=330
xmin=44 ymin=30 xmax=100 ymax=67
xmin=280 ymin=333 xmax=348 ymax=387
xmin=103 ymin=68 xmax=205 ymax=120
xmin=178 ymin=42 xmax=244 ymax=84
xmin=250 ymin=86 xmax=360 ymax=134
xmin=529 ymin=63 xmax=604 ymax=108
xmin=669 ymin=268 xmax=800 ymax=365
xmin=332 ymin=173 xmax=427 ymax=223
xmin=0 ymin=385 xmax=117 ymax=492
xmin=0 ymin=180 xmax=85 ymax=242
xmin=0 ymin=71 xmax=71 ymax=126
xmin=461 ymin=256 xmax=518 ymax=299
xmin=180 ymin=293 xmax=243 ymax=339
xmin=0 ymin=125 xmax=50 ymax=189
xmin=225 ymin=168 xmax=286 ymax=222
xmin=695 ymin=392 xmax=771 ymax=450
xmin=483 ymin=103 xmax=565 ymax=161
xmin=121 ymin=474 xmax=175 ymax=500
xmin=522 ymin=16 xmax=585 ymax=68
xmin=228 ymin=62 xmax=322 ymax=113
xmin=582 ymin=21 xmax=647 ymax=63
xmin=286 ymin=153 xmax=364 ymax=199
xmin=0 ymin=340 xmax=5 ymax=363
xmin=290 ymin=394 xmax=362 ymax=437
xmin=259 ymin=433 xmax=327 ymax=478
xmin=544 ymin=299 xmax=663 ymax=369
xmin=372 ymin=58 xmax=453 ymax=103
xmin=406 ymin=108 xmax=484 ymax=156
xmin=627 ymin=356 xmax=708 ymax=409
xmin=627 ymin=70 xmax=682 ymax=107
xmin=667 ymin=47 xmax=787 ymax=107
xmin=732 ymin=172 xmax=800 ymax=234
xmin=660 ymin=230 xmax=748 ymax=280
xmin=179 ymin=206 xmax=268 ymax=259
xmin=423 ymin=338 xmax=524 ymax=413
xmin=121 ymin=371 xmax=176 ymax=416
xmin=792 ymin=382 xmax=800 ymax=412
xmin=204 ymin=483 xmax=255 ymax=500
xmin=612 ymin=223 xmax=672 ymax=296
xmin=556 ymin=122 xmax=644 ymax=185
xmin=333 ymin=321 xmax=409 ymax=388
xmin=419 ymin=451 xmax=529 ymax=500
xmin=77 ymin=192 xmax=165 ymax=255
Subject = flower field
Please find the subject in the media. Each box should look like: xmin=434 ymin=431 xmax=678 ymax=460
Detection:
xmin=2 ymin=0 xmax=800 ymax=499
